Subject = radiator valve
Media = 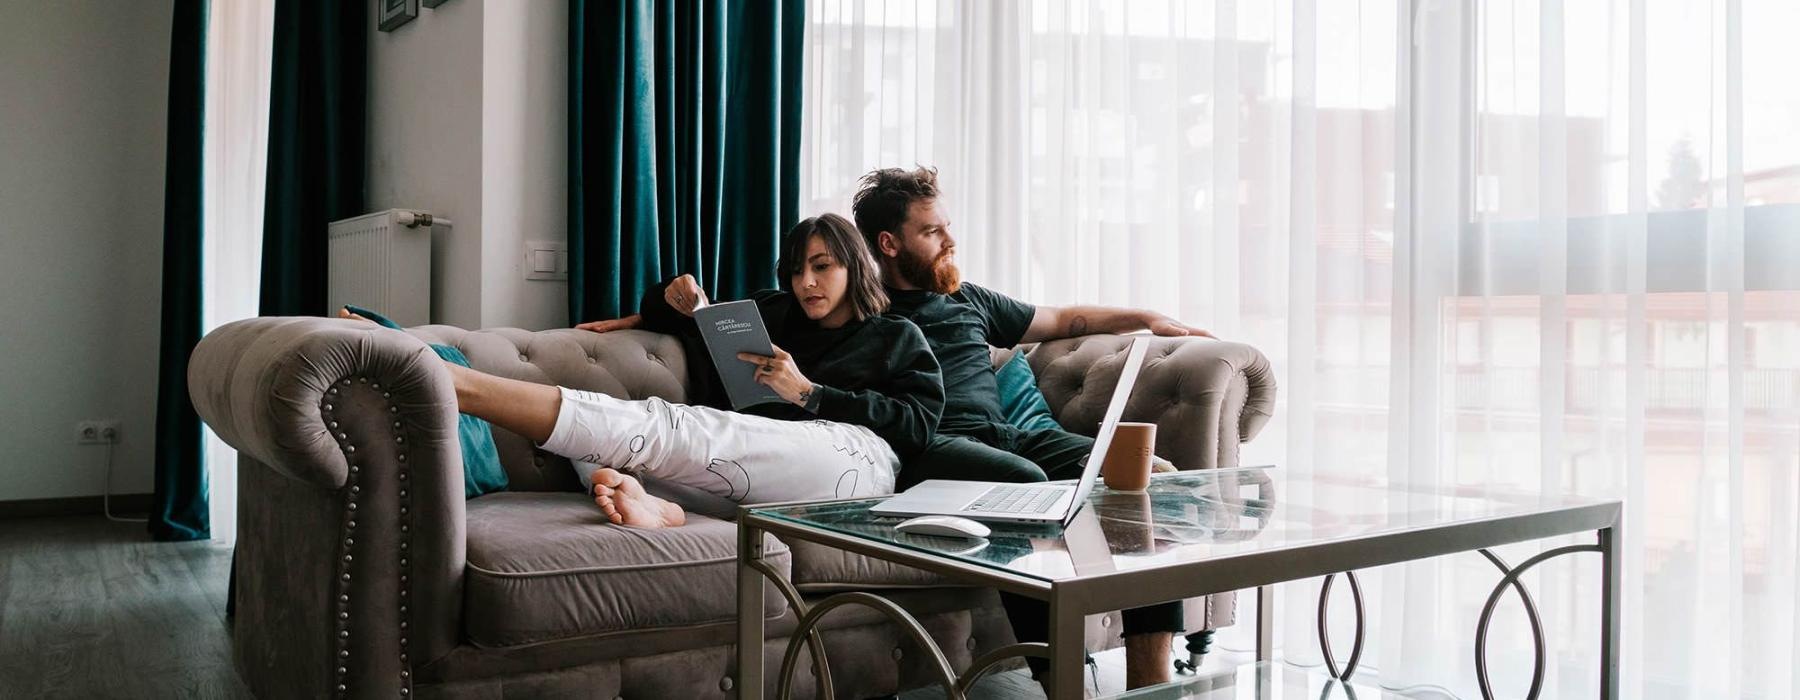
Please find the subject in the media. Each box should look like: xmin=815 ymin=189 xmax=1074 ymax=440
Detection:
xmin=395 ymin=210 xmax=434 ymax=228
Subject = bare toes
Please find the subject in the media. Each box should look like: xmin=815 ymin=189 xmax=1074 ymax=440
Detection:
xmin=592 ymin=468 xmax=627 ymax=488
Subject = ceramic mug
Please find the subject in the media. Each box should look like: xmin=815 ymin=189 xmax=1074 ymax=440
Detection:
xmin=1100 ymin=422 xmax=1157 ymax=491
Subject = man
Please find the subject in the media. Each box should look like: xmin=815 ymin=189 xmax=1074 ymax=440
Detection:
xmin=851 ymin=165 xmax=1213 ymax=690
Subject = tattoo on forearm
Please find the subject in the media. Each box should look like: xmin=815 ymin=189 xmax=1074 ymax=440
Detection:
xmin=797 ymin=387 xmax=813 ymax=407
xmin=1068 ymin=315 xmax=1090 ymax=336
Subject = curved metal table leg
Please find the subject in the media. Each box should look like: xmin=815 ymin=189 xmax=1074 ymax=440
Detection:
xmin=1474 ymin=544 xmax=1602 ymax=700
xmin=1319 ymin=678 xmax=1362 ymax=700
xmin=748 ymin=579 xmax=1055 ymax=700
xmin=1476 ymin=548 xmax=1548 ymax=700
xmin=746 ymin=557 xmax=835 ymax=699
xmin=1316 ymin=571 xmax=1367 ymax=681
xmin=954 ymin=643 xmax=1051 ymax=696
xmin=776 ymin=592 xmax=961 ymax=700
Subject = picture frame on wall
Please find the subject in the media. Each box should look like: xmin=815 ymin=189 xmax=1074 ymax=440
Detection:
xmin=379 ymin=0 xmax=418 ymax=31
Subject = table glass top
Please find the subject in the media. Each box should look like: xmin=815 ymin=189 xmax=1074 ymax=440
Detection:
xmin=750 ymin=466 xmax=1618 ymax=583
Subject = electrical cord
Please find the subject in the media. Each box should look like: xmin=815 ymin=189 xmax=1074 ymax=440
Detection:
xmin=102 ymin=440 xmax=147 ymax=523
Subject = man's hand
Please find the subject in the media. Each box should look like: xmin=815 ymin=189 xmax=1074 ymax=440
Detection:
xmin=737 ymin=345 xmax=815 ymax=407
xmin=665 ymin=274 xmax=709 ymax=317
xmin=575 ymin=314 xmax=642 ymax=334
xmin=1146 ymin=313 xmax=1214 ymax=338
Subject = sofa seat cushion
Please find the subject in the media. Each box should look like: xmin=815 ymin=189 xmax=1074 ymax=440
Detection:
xmin=784 ymin=537 xmax=965 ymax=591
xmin=463 ymin=492 xmax=789 ymax=648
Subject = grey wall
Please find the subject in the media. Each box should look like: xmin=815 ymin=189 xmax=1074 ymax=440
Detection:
xmin=367 ymin=0 xmax=484 ymax=330
xmin=0 ymin=0 xmax=175 ymax=502
xmin=0 ymin=0 xmax=567 ymax=504
xmin=367 ymin=0 xmax=567 ymax=331
xmin=479 ymin=0 xmax=568 ymax=331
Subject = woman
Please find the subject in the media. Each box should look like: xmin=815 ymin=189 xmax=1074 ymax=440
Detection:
xmin=362 ymin=213 xmax=942 ymax=529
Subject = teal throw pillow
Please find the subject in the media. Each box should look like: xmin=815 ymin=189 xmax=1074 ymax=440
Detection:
xmin=995 ymin=351 xmax=1062 ymax=433
xmin=345 ymin=305 xmax=509 ymax=498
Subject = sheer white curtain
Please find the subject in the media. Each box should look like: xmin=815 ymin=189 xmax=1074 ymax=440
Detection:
xmin=799 ymin=0 xmax=1800 ymax=696
xmin=201 ymin=0 xmax=275 ymax=542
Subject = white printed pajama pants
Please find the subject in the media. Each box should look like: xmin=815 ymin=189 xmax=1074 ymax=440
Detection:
xmin=539 ymin=387 xmax=899 ymax=504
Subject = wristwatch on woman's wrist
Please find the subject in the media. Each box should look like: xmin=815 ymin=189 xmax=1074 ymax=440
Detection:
xmin=801 ymin=383 xmax=823 ymax=412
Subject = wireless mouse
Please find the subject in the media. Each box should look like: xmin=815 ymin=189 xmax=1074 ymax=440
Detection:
xmin=894 ymin=515 xmax=991 ymax=539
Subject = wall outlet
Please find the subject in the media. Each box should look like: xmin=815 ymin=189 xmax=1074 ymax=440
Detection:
xmin=77 ymin=420 xmax=120 ymax=445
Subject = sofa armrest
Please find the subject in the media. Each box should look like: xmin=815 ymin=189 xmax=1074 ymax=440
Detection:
xmin=1026 ymin=335 xmax=1276 ymax=471
xmin=189 ymin=316 xmax=465 ymax=699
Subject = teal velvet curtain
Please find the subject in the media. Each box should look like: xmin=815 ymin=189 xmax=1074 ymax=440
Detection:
xmin=568 ymin=0 xmax=805 ymax=323
xmin=260 ymin=0 xmax=366 ymax=317
xmin=150 ymin=0 xmax=210 ymax=542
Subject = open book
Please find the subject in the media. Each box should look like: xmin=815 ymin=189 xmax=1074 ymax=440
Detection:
xmin=692 ymin=299 xmax=786 ymax=409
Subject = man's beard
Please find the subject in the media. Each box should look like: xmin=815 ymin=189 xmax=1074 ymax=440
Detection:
xmin=897 ymin=246 xmax=961 ymax=295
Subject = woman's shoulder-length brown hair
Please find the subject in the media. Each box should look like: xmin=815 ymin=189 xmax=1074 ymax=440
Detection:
xmin=777 ymin=212 xmax=890 ymax=321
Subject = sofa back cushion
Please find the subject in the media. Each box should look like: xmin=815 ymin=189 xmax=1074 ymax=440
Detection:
xmin=406 ymin=326 xmax=693 ymax=492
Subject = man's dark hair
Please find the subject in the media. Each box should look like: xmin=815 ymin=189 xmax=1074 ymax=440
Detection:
xmin=777 ymin=213 xmax=889 ymax=321
xmin=851 ymin=166 xmax=940 ymax=255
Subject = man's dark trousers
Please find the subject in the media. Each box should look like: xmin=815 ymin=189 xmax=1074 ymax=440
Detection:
xmin=904 ymin=424 xmax=1186 ymax=676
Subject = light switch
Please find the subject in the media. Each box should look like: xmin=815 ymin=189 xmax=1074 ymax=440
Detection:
xmin=525 ymin=240 xmax=570 ymax=281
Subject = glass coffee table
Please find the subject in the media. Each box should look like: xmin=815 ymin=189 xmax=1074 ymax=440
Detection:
xmin=735 ymin=467 xmax=1622 ymax=699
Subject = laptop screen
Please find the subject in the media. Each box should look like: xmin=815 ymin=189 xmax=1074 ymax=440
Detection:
xmin=1061 ymin=337 xmax=1150 ymax=526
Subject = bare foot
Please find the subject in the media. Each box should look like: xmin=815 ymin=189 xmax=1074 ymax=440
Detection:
xmin=591 ymin=468 xmax=686 ymax=528
xmin=338 ymin=307 xmax=373 ymax=323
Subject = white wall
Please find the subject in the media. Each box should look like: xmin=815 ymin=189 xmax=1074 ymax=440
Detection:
xmin=367 ymin=0 xmax=568 ymax=331
xmin=0 ymin=0 xmax=174 ymax=501
xmin=0 ymin=0 xmax=566 ymax=504
xmin=480 ymin=0 xmax=568 ymax=331
xmin=366 ymin=0 xmax=485 ymax=329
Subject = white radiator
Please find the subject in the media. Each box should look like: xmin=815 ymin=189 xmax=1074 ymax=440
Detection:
xmin=327 ymin=209 xmax=443 ymax=327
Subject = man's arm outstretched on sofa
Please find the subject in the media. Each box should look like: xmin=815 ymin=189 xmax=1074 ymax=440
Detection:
xmin=573 ymin=272 xmax=709 ymax=334
xmin=1020 ymin=304 xmax=1216 ymax=344
xmin=574 ymin=314 xmax=641 ymax=333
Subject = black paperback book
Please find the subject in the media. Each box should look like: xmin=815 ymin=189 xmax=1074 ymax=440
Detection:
xmin=692 ymin=299 xmax=786 ymax=409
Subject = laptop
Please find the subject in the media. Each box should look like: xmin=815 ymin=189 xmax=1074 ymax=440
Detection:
xmin=1060 ymin=506 xmax=1117 ymax=575
xmin=873 ymin=337 xmax=1150 ymax=526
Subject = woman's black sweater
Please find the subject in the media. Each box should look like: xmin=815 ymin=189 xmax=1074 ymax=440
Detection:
xmin=637 ymin=279 xmax=944 ymax=458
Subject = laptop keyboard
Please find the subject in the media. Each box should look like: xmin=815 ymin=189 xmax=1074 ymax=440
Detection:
xmin=964 ymin=485 xmax=1061 ymax=515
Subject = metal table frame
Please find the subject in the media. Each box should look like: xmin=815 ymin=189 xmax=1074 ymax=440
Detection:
xmin=736 ymin=490 xmax=1621 ymax=700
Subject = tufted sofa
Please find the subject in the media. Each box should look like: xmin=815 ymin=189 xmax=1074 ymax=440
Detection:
xmin=187 ymin=317 xmax=1275 ymax=699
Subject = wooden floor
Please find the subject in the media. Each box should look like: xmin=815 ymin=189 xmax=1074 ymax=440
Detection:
xmin=0 ymin=516 xmax=250 ymax=698
xmin=0 ymin=515 xmax=1249 ymax=699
